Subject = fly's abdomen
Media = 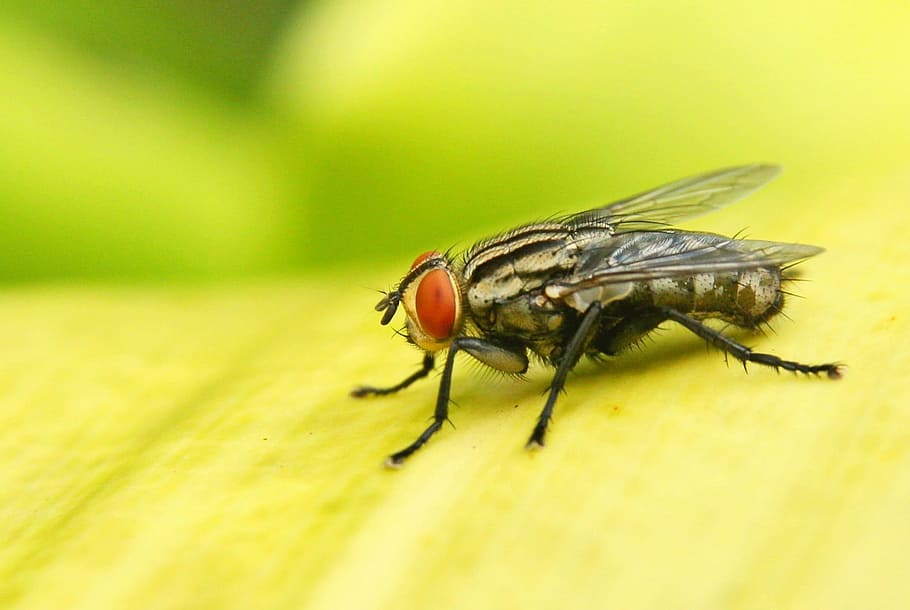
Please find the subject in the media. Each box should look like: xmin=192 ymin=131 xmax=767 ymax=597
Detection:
xmin=645 ymin=267 xmax=784 ymax=327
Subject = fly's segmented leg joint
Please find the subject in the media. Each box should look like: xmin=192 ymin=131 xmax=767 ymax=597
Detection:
xmin=660 ymin=307 xmax=843 ymax=379
xmin=351 ymin=353 xmax=435 ymax=398
xmin=527 ymin=301 xmax=605 ymax=449
xmin=385 ymin=344 xmax=460 ymax=467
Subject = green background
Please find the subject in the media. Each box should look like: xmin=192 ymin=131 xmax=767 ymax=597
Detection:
xmin=2 ymin=3 xmax=910 ymax=610
xmin=2 ymin=1 xmax=907 ymax=281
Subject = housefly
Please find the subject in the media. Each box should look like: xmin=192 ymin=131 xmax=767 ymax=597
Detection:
xmin=353 ymin=165 xmax=843 ymax=467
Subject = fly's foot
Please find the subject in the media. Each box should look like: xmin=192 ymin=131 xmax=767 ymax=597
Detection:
xmin=525 ymin=439 xmax=545 ymax=452
xmin=825 ymin=363 xmax=846 ymax=379
xmin=383 ymin=455 xmax=406 ymax=469
xmin=350 ymin=385 xmax=383 ymax=398
xmin=525 ymin=422 xmax=549 ymax=451
xmin=383 ymin=415 xmax=449 ymax=469
xmin=806 ymin=362 xmax=844 ymax=379
xmin=745 ymin=352 xmax=846 ymax=379
xmin=350 ymin=354 xmax=436 ymax=399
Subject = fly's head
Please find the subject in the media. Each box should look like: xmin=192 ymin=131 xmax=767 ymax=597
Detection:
xmin=375 ymin=251 xmax=463 ymax=352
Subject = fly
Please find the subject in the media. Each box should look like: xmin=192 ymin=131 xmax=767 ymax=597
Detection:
xmin=352 ymin=165 xmax=843 ymax=467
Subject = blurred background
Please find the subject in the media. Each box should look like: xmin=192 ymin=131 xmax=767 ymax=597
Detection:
xmin=0 ymin=0 xmax=907 ymax=283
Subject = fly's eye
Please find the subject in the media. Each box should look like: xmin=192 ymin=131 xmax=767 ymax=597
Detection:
xmin=415 ymin=269 xmax=456 ymax=339
xmin=411 ymin=250 xmax=441 ymax=270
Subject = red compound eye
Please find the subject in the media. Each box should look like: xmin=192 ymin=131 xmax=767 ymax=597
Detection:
xmin=410 ymin=250 xmax=440 ymax=270
xmin=415 ymin=269 xmax=456 ymax=339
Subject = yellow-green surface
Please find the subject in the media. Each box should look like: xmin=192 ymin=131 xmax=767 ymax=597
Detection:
xmin=2 ymin=1 xmax=910 ymax=607
xmin=2 ymin=169 xmax=908 ymax=609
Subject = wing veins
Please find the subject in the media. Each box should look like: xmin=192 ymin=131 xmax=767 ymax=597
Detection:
xmin=565 ymin=164 xmax=782 ymax=231
xmin=556 ymin=234 xmax=822 ymax=290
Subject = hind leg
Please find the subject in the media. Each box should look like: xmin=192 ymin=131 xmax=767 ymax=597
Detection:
xmin=660 ymin=307 xmax=842 ymax=378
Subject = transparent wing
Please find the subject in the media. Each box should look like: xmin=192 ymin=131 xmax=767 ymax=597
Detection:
xmin=565 ymin=164 xmax=782 ymax=232
xmin=547 ymin=231 xmax=823 ymax=294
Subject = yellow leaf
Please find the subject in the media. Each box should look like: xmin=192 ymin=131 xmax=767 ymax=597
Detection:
xmin=1 ymin=171 xmax=908 ymax=610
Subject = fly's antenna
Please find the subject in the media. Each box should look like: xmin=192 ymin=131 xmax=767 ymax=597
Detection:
xmin=375 ymin=291 xmax=402 ymax=325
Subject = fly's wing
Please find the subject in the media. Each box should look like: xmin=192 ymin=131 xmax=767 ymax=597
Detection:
xmin=565 ymin=164 xmax=781 ymax=232
xmin=546 ymin=231 xmax=823 ymax=297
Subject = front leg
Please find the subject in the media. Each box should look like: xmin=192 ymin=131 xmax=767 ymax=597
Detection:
xmin=385 ymin=344 xmax=459 ymax=467
xmin=386 ymin=337 xmax=528 ymax=467
xmin=351 ymin=352 xmax=434 ymax=397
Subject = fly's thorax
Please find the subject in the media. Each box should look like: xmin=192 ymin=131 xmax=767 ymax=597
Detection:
xmin=398 ymin=252 xmax=464 ymax=351
xmin=462 ymin=224 xmax=589 ymax=317
xmin=472 ymin=289 xmax=568 ymax=341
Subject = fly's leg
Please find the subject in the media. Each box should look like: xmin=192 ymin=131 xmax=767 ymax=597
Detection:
xmin=351 ymin=353 xmax=434 ymax=398
xmin=660 ymin=307 xmax=843 ymax=378
xmin=386 ymin=345 xmax=460 ymax=467
xmin=459 ymin=337 xmax=528 ymax=374
xmin=527 ymin=301 xmax=604 ymax=449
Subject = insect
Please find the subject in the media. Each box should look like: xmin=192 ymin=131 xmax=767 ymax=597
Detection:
xmin=353 ymin=165 xmax=842 ymax=467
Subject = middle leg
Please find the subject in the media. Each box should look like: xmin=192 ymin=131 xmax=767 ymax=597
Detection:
xmin=527 ymin=301 xmax=604 ymax=448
